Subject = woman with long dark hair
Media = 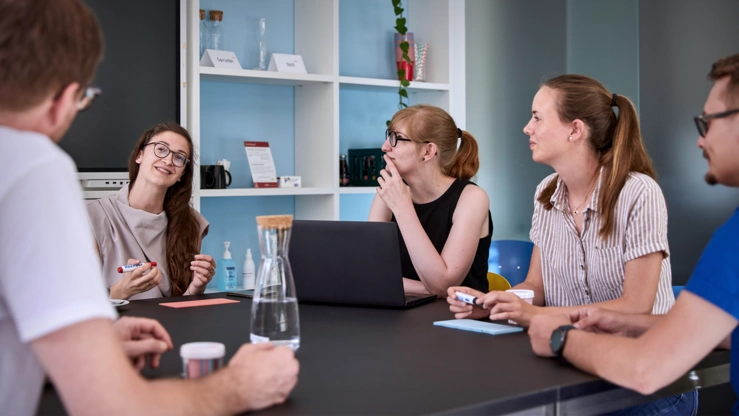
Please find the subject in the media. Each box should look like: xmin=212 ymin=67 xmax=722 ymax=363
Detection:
xmin=87 ymin=122 xmax=215 ymax=299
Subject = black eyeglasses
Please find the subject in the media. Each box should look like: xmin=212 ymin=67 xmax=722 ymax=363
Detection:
xmin=143 ymin=142 xmax=190 ymax=167
xmin=78 ymin=85 xmax=102 ymax=112
xmin=385 ymin=129 xmax=413 ymax=147
xmin=694 ymin=109 xmax=739 ymax=137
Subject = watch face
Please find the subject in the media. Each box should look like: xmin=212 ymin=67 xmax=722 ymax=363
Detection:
xmin=550 ymin=329 xmax=566 ymax=355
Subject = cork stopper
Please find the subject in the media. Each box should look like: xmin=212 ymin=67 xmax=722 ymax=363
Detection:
xmin=256 ymin=215 xmax=293 ymax=230
xmin=209 ymin=10 xmax=223 ymax=21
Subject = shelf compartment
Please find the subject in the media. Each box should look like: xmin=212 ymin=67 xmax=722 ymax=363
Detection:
xmin=200 ymin=67 xmax=334 ymax=86
xmin=199 ymin=187 xmax=335 ymax=197
xmin=339 ymin=76 xmax=449 ymax=91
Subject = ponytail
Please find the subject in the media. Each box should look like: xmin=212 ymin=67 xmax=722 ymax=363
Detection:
xmin=448 ymin=130 xmax=480 ymax=181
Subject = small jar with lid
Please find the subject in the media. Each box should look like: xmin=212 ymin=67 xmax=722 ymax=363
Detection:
xmin=208 ymin=10 xmax=224 ymax=51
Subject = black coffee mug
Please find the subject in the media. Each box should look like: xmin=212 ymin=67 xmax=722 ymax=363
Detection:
xmin=201 ymin=165 xmax=232 ymax=189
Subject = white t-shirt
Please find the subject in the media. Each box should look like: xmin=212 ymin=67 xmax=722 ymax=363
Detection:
xmin=0 ymin=126 xmax=117 ymax=415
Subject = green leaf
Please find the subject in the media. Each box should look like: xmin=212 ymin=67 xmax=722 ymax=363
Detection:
xmin=394 ymin=6 xmax=403 ymax=16
xmin=400 ymin=78 xmax=410 ymax=87
xmin=400 ymin=102 xmax=408 ymax=108
xmin=399 ymin=88 xmax=408 ymax=97
xmin=397 ymin=69 xmax=405 ymax=78
xmin=392 ymin=0 xmax=401 ymax=7
xmin=400 ymin=42 xmax=409 ymax=54
xmin=386 ymin=119 xmax=391 ymax=127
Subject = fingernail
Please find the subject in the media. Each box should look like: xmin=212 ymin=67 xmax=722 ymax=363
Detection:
xmin=159 ymin=341 xmax=168 ymax=351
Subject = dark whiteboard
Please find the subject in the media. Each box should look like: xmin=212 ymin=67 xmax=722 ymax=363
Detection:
xmin=59 ymin=0 xmax=180 ymax=172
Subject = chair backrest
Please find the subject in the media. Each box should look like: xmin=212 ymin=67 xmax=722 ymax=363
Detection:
xmin=487 ymin=272 xmax=512 ymax=292
xmin=488 ymin=240 xmax=534 ymax=287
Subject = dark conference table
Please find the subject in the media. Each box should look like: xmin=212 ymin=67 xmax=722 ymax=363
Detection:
xmin=40 ymin=293 xmax=730 ymax=415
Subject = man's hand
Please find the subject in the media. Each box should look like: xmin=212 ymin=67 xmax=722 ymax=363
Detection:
xmin=528 ymin=314 xmax=572 ymax=357
xmin=112 ymin=316 xmax=173 ymax=370
xmin=229 ymin=343 xmax=300 ymax=412
xmin=570 ymin=307 xmax=637 ymax=337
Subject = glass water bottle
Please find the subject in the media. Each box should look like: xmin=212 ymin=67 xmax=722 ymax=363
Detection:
xmin=256 ymin=17 xmax=269 ymax=70
xmin=250 ymin=215 xmax=300 ymax=350
xmin=209 ymin=10 xmax=224 ymax=51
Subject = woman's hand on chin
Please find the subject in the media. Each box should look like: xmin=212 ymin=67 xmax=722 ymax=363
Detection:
xmin=376 ymin=156 xmax=412 ymax=214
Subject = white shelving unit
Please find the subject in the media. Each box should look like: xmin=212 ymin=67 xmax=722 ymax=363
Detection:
xmin=184 ymin=0 xmax=465 ymax=220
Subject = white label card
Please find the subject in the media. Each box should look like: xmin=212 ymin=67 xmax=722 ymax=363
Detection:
xmin=200 ymin=49 xmax=242 ymax=69
xmin=267 ymin=53 xmax=307 ymax=73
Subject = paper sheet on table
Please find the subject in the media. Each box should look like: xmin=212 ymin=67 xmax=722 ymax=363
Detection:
xmin=433 ymin=319 xmax=523 ymax=335
xmin=160 ymin=298 xmax=240 ymax=308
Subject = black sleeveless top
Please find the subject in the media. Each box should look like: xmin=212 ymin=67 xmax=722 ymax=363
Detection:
xmin=392 ymin=179 xmax=493 ymax=293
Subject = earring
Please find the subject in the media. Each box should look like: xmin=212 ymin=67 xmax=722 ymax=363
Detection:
xmin=568 ymin=136 xmax=573 ymax=141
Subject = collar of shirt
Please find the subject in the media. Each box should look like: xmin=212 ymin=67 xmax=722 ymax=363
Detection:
xmin=550 ymin=167 xmax=604 ymax=214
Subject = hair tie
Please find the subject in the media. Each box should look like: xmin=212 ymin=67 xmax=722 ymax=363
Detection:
xmin=457 ymin=128 xmax=463 ymax=138
xmin=611 ymin=93 xmax=618 ymax=107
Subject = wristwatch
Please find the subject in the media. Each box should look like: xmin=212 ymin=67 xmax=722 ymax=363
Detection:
xmin=550 ymin=325 xmax=577 ymax=357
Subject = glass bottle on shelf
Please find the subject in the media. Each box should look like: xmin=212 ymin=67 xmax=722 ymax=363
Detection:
xmin=199 ymin=9 xmax=208 ymax=58
xmin=339 ymin=154 xmax=349 ymax=186
xmin=250 ymin=215 xmax=300 ymax=350
xmin=255 ymin=17 xmax=269 ymax=70
xmin=208 ymin=10 xmax=224 ymax=51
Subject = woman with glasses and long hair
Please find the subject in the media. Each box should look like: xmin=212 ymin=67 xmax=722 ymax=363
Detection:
xmin=87 ymin=122 xmax=215 ymax=300
xmin=369 ymin=105 xmax=493 ymax=296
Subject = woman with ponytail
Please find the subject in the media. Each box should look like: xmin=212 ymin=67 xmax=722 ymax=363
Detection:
xmin=450 ymin=75 xmax=676 ymax=330
xmin=369 ymin=105 xmax=493 ymax=296
xmin=87 ymin=122 xmax=215 ymax=300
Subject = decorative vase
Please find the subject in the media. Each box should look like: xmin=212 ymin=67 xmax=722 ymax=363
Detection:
xmin=394 ymin=32 xmax=415 ymax=82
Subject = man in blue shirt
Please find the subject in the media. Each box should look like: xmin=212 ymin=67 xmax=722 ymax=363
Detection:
xmin=528 ymin=53 xmax=739 ymax=414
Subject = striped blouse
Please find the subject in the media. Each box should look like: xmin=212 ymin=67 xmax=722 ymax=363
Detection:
xmin=529 ymin=171 xmax=675 ymax=314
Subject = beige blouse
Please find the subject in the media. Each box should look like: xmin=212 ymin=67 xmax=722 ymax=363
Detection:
xmin=86 ymin=185 xmax=209 ymax=299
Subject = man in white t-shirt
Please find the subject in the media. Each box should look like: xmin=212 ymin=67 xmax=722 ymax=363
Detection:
xmin=0 ymin=1 xmax=298 ymax=415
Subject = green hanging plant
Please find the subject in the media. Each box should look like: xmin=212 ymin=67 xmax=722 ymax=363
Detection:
xmin=387 ymin=0 xmax=411 ymax=127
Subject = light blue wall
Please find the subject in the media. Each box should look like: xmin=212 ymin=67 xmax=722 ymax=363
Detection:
xmin=466 ymin=0 xmax=739 ymax=285
xmin=639 ymin=0 xmax=739 ymax=284
xmin=566 ymin=0 xmax=639 ymax=111
xmin=466 ymin=0 xmax=567 ymax=241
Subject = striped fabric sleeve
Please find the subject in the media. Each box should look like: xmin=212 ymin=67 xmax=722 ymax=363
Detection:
xmin=623 ymin=177 xmax=670 ymax=263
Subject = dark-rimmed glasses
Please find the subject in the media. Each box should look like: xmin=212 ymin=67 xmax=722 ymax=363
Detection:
xmin=78 ymin=85 xmax=102 ymax=111
xmin=142 ymin=142 xmax=190 ymax=167
xmin=694 ymin=109 xmax=739 ymax=137
xmin=385 ymin=129 xmax=413 ymax=147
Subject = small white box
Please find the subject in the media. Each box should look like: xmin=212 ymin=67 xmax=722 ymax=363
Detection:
xmin=278 ymin=176 xmax=301 ymax=188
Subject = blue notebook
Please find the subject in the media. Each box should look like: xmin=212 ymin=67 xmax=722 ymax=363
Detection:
xmin=433 ymin=319 xmax=524 ymax=335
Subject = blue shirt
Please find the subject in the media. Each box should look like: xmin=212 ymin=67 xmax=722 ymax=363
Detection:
xmin=685 ymin=207 xmax=739 ymax=415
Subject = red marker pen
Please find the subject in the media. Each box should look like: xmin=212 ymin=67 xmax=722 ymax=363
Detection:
xmin=117 ymin=262 xmax=157 ymax=273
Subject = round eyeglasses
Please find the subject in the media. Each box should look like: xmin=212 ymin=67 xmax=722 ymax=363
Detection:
xmin=385 ymin=129 xmax=413 ymax=147
xmin=143 ymin=142 xmax=190 ymax=167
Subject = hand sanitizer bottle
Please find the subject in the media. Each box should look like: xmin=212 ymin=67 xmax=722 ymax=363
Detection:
xmin=243 ymin=248 xmax=256 ymax=290
xmin=217 ymin=241 xmax=237 ymax=291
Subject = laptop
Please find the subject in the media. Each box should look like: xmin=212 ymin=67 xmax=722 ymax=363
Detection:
xmin=289 ymin=220 xmax=437 ymax=308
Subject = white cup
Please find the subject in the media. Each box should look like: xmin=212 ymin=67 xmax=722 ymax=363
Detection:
xmin=505 ymin=289 xmax=534 ymax=324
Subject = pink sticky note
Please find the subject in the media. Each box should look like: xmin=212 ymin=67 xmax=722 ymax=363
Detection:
xmin=160 ymin=298 xmax=240 ymax=308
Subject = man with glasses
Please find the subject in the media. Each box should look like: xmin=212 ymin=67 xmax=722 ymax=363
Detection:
xmin=528 ymin=53 xmax=739 ymax=415
xmin=0 ymin=0 xmax=297 ymax=415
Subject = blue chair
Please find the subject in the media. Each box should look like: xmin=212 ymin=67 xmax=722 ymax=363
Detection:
xmin=488 ymin=240 xmax=535 ymax=287
xmin=673 ymin=285 xmax=685 ymax=298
